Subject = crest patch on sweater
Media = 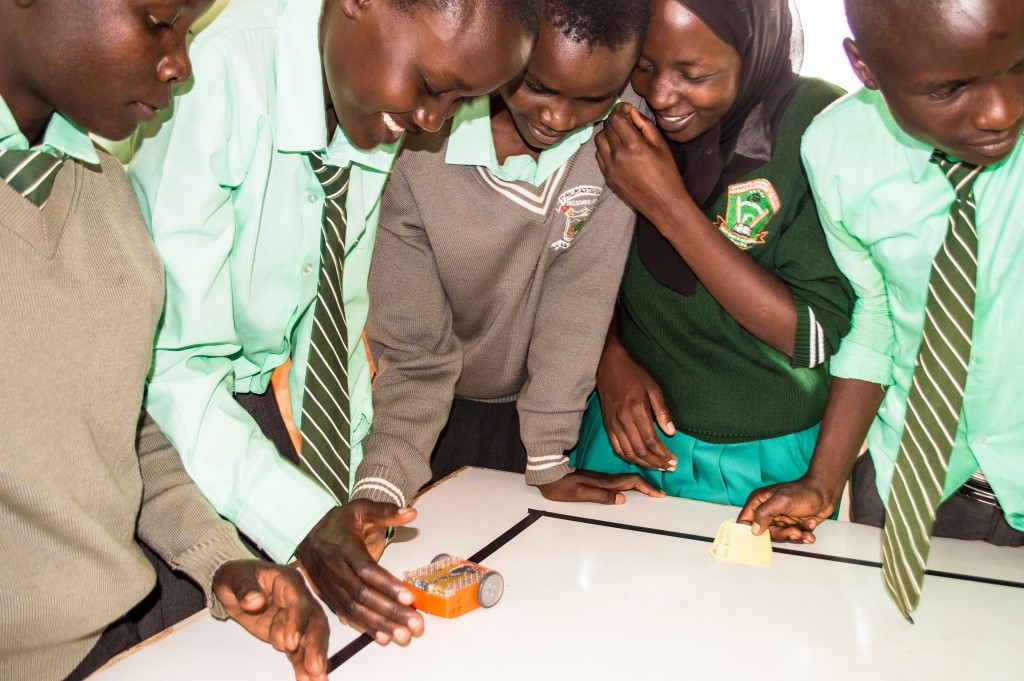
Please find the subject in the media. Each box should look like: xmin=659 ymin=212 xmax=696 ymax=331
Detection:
xmin=550 ymin=185 xmax=602 ymax=251
xmin=716 ymin=179 xmax=780 ymax=250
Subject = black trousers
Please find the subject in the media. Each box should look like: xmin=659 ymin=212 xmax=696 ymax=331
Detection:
xmin=429 ymin=397 xmax=528 ymax=484
xmin=65 ymin=384 xmax=298 ymax=680
xmin=850 ymin=453 xmax=1024 ymax=547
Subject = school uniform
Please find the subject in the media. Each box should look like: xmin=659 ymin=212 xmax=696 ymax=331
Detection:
xmin=0 ymin=98 xmax=251 ymax=681
xmin=572 ymin=79 xmax=855 ymax=506
xmin=802 ymin=87 xmax=1024 ymax=541
xmin=360 ymin=95 xmax=635 ymax=505
xmin=127 ymin=0 xmax=401 ymax=562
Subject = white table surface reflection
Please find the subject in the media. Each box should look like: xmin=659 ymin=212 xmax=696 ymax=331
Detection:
xmin=93 ymin=467 xmax=1023 ymax=680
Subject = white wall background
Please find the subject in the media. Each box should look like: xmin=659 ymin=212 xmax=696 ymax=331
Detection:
xmin=794 ymin=0 xmax=861 ymax=93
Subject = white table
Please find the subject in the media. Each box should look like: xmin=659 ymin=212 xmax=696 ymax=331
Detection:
xmin=93 ymin=468 xmax=1023 ymax=680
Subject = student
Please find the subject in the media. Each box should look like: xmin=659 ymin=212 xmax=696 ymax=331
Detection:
xmin=127 ymin=0 xmax=540 ymax=645
xmin=0 ymin=1 xmax=328 ymax=680
xmin=571 ymin=0 xmax=854 ymax=517
xmin=361 ymin=0 xmax=660 ymax=507
xmin=740 ymin=0 xmax=1024 ymax=616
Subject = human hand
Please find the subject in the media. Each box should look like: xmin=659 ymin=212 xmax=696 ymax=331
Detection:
xmin=537 ymin=469 xmax=665 ymax=505
xmin=294 ymin=502 xmax=424 ymax=645
xmin=213 ymin=560 xmax=329 ymax=681
xmin=594 ymin=102 xmax=687 ymax=219
xmin=596 ymin=344 xmax=677 ymax=471
xmin=736 ymin=477 xmax=839 ymax=544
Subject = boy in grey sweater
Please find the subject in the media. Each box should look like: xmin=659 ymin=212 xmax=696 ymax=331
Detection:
xmin=0 ymin=2 xmax=327 ymax=679
xmin=358 ymin=0 xmax=662 ymax=508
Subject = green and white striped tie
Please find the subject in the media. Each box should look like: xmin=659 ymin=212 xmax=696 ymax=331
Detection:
xmin=299 ymin=152 xmax=353 ymax=504
xmin=881 ymin=151 xmax=983 ymax=620
xmin=0 ymin=147 xmax=67 ymax=207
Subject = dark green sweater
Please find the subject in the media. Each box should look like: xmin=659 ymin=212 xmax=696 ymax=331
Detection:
xmin=619 ymin=78 xmax=854 ymax=444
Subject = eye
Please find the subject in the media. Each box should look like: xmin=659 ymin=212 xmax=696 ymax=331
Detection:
xmin=146 ymin=13 xmax=173 ymax=28
xmin=929 ymin=84 xmax=965 ymax=101
xmin=524 ymin=79 xmax=545 ymax=94
xmin=633 ymin=63 xmax=654 ymax=74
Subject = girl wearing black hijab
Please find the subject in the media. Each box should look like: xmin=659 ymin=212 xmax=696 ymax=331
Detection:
xmin=572 ymin=0 xmax=854 ymax=541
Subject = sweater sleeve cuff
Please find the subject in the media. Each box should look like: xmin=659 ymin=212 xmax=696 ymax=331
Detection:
xmin=791 ymin=303 xmax=829 ymax=369
xmin=525 ymin=446 xmax=573 ymax=486
xmin=351 ymin=433 xmax=433 ymax=508
xmin=170 ymin=524 xmax=253 ymax=617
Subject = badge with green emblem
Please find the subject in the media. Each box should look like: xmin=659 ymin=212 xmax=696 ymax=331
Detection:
xmin=715 ymin=179 xmax=781 ymax=250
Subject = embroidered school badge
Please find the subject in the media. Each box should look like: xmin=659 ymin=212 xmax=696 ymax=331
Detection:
xmin=550 ymin=185 xmax=602 ymax=251
xmin=715 ymin=179 xmax=781 ymax=250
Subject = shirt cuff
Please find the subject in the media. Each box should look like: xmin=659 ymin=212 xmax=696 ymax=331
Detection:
xmin=235 ymin=467 xmax=338 ymax=563
xmin=830 ymin=339 xmax=894 ymax=386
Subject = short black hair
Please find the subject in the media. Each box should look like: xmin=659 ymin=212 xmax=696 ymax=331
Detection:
xmin=547 ymin=0 xmax=650 ymax=53
xmin=392 ymin=0 xmax=543 ymax=36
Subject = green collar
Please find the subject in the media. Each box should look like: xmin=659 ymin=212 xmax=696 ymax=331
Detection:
xmin=445 ymin=95 xmax=596 ymax=187
xmin=274 ymin=0 xmax=399 ymax=172
xmin=0 ymin=95 xmax=99 ymax=164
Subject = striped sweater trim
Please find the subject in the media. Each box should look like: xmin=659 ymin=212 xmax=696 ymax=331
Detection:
xmin=351 ymin=477 xmax=406 ymax=507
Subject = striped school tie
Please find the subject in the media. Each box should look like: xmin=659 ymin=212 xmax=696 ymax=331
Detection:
xmin=299 ymin=152 xmax=353 ymax=504
xmin=0 ymin=147 xmax=67 ymax=207
xmin=881 ymin=151 xmax=983 ymax=620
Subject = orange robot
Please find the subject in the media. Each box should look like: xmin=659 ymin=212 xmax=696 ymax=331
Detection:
xmin=403 ymin=554 xmax=504 ymax=618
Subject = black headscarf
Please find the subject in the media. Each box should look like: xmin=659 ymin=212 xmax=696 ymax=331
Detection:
xmin=637 ymin=0 xmax=804 ymax=295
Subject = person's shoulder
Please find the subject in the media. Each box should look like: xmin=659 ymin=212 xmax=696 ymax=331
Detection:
xmin=803 ymin=87 xmax=888 ymax=156
xmin=186 ymin=0 xmax=280 ymax=62
xmin=791 ymin=77 xmax=847 ymax=114
xmin=390 ymin=121 xmax=455 ymax=186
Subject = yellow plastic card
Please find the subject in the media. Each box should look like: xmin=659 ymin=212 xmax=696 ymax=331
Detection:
xmin=710 ymin=520 xmax=773 ymax=566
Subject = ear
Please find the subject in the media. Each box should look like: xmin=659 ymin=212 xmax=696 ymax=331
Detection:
xmin=843 ymin=37 xmax=879 ymax=91
xmin=339 ymin=0 xmax=373 ymax=20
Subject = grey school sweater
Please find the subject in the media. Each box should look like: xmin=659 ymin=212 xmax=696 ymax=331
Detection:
xmin=355 ymin=117 xmax=635 ymax=506
xmin=0 ymin=150 xmax=251 ymax=680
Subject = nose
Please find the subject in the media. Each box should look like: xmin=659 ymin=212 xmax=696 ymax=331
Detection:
xmin=643 ymin=71 xmax=681 ymax=113
xmin=974 ymin=75 xmax=1024 ymax=132
xmin=412 ymin=97 xmax=452 ymax=134
xmin=157 ymin=44 xmax=192 ymax=84
xmin=538 ymin=101 xmax=575 ymax=133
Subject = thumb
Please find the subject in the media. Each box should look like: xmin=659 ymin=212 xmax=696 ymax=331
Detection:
xmin=744 ymin=491 xmax=792 ymax=536
xmin=215 ymin=561 xmax=267 ymax=612
xmin=376 ymin=504 xmax=417 ymax=528
xmin=646 ymin=383 xmax=675 ymax=436
xmin=626 ymin=105 xmax=661 ymax=145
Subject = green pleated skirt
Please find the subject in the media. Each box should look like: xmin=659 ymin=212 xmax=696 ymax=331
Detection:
xmin=571 ymin=392 xmax=827 ymax=510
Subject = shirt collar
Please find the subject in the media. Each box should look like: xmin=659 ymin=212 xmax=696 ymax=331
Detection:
xmin=445 ymin=95 xmax=595 ymax=187
xmin=273 ymin=0 xmax=399 ymax=173
xmin=0 ymin=94 xmax=99 ymax=164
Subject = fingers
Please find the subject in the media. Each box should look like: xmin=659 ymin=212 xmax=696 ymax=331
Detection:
xmin=618 ymin=410 xmax=676 ymax=471
xmin=326 ymin=555 xmax=423 ymax=644
xmin=602 ymin=105 xmax=629 ymax=147
xmin=296 ymin=505 xmax=424 ymax=646
xmin=625 ymin=104 xmax=661 ymax=144
xmin=605 ymin=103 xmax=642 ymax=145
xmin=646 ymin=382 xmax=676 ymax=437
xmin=213 ymin=561 xmax=267 ymax=615
xmin=611 ymin=473 xmax=666 ymax=499
xmin=374 ymin=505 xmax=417 ymax=528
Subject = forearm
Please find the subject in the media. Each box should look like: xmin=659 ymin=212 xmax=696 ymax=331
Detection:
xmin=803 ymin=377 xmax=885 ymax=501
xmin=135 ymin=411 xmax=253 ymax=598
xmin=647 ymin=193 xmax=797 ymax=356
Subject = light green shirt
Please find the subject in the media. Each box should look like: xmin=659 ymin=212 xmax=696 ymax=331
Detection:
xmin=0 ymin=97 xmax=98 ymax=163
xmin=802 ymin=88 xmax=1024 ymax=531
xmin=445 ymin=95 xmax=594 ymax=186
xmin=127 ymin=0 xmax=400 ymax=561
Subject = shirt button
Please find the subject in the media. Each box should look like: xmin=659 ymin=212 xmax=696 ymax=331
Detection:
xmin=303 ymin=263 xmax=313 ymax=275
xmin=976 ymin=436 xmax=987 ymax=446
xmin=306 ymin=193 xmax=318 ymax=204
